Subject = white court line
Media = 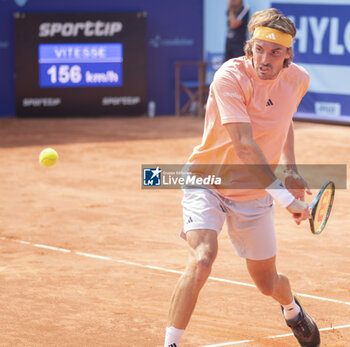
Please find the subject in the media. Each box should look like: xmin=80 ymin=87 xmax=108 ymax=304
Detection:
xmin=15 ymin=240 xmax=31 ymax=245
xmin=201 ymin=324 xmax=350 ymax=346
xmin=201 ymin=339 xmax=254 ymax=346
xmin=1 ymin=236 xmax=350 ymax=308
xmin=297 ymin=292 xmax=350 ymax=306
xmin=76 ymin=251 xmax=112 ymax=261
xmin=34 ymin=243 xmax=71 ymax=253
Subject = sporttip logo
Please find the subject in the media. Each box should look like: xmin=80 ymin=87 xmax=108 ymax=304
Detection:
xmin=39 ymin=21 xmax=123 ymax=38
xmin=143 ymin=167 xmax=162 ymax=186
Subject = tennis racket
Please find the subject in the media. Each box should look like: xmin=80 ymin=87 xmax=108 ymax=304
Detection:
xmin=294 ymin=180 xmax=335 ymax=234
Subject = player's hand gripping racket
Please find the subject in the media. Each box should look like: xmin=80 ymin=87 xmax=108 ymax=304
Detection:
xmin=294 ymin=180 xmax=335 ymax=234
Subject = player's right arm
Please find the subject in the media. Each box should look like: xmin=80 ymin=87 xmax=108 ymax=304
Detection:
xmin=224 ymin=122 xmax=275 ymax=187
xmin=224 ymin=119 xmax=308 ymax=220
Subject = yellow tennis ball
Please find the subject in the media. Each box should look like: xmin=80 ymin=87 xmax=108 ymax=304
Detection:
xmin=39 ymin=148 xmax=58 ymax=167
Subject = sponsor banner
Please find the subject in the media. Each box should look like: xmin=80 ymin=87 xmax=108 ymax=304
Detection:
xmin=141 ymin=164 xmax=347 ymax=189
xmin=205 ymin=52 xmax=225 ymax=84
xmin=1 ymin=0 xmax=203 ymax=117
xmin=300 ymin=92 xmax=350 ymax=117
xmin=271 ymin=1 xmax=350 ymax=122
xmin=14 ymin=12 xmax=146 ymax=117
xmin=148 ymin=35 xmax=194 ymax=48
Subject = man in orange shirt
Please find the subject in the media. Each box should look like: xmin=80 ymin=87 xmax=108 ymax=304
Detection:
xmin=164 ymin=8 xmax=320 ymax=347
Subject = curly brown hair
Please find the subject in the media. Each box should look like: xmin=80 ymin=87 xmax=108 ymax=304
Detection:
xmin=244 ymin=8 xmax=296 ymax=68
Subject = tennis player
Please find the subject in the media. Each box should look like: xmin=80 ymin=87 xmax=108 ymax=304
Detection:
xmin=164 ymin=8 xmax=320 ymax=347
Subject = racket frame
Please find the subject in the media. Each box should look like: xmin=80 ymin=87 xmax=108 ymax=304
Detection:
xmin=308 ymin=180 xmax=335 ymax=234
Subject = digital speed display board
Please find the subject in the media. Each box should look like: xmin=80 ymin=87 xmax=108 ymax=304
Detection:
xmin=14 ymin=12 xmax=146 ymax=117
xmin=39 ymin=43 xmax=123 ymax=88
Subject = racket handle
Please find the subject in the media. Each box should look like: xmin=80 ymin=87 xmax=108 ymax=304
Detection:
xmin=293 ymin=213 xmax=301 ymax=218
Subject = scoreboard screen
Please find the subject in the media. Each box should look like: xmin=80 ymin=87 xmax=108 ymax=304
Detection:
xmin=39 ymin=43 xmax=123 ymax=88
xmin=14 ymin=12 xmax=146 ymax=117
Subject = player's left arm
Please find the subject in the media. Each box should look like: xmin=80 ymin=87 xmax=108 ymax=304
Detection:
xmin=281 ymin=121 xmax=312 ymax=201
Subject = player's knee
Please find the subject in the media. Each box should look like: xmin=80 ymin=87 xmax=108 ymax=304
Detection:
xmin=197 ymin=253 xmax=215 ymax=272
xmin=193 ymin=250 xmax=216 ymax=279
xmin=186 ymin=231 xmax=218 ymax=284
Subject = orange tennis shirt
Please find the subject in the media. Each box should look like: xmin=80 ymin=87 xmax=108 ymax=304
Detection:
xmin=187 ymin=56 xmax=310 ymax=200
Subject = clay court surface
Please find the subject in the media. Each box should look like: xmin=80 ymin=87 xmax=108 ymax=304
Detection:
xmin=0 ymin=116 xmax=349 ymax=346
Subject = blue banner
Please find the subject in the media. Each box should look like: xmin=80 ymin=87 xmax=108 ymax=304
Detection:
xmin=284 ymin=4 xmax=350 ymax=66
xmin=272 ymin=1 xmax=350 ymax=122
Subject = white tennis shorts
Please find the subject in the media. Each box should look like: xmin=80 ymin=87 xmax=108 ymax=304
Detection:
xmin=181 ymin=188 xmax=276 ymax=260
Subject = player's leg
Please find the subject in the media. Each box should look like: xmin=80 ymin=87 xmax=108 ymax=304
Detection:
xmin=165 ymin=228 xmax=218 ymax=346
xmin=246 ymin=256 xmax=293 ymax=305
xmin=246 ymin=256 xmax=320 ymax=346
xmin=226 ymin=195 xmax=292 ymax=303
xmin=226 ymin=195 xmax=320 ymax=346
xmin=167 ymin=228 xmax=218 ymax=328
xmin=164 ymin=188 xmax=226 ymax=346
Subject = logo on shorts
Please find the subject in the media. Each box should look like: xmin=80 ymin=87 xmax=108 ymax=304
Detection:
xmin=186 ymin=216 xmax=193 ymax=224
xmin=143 ymin=167 xmax=161 ymax=186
